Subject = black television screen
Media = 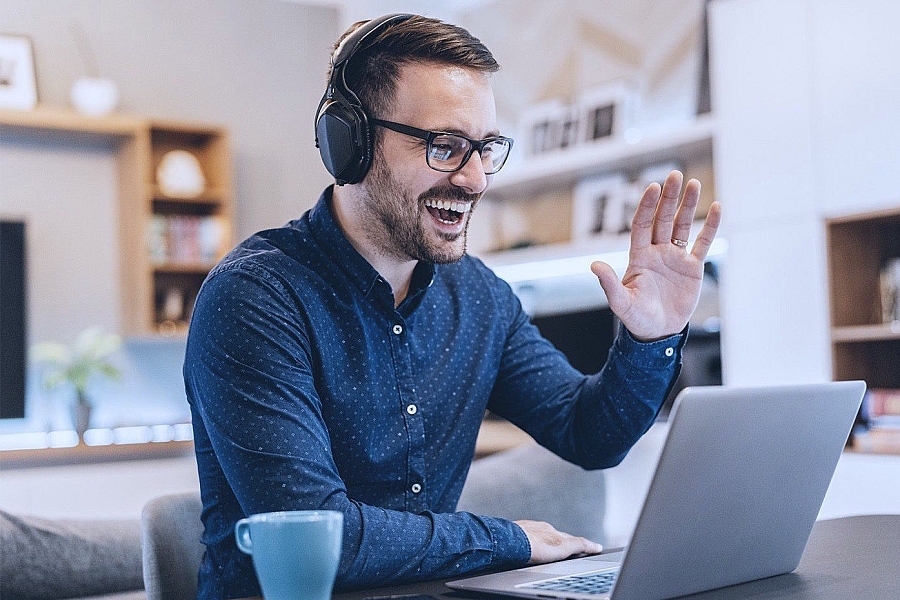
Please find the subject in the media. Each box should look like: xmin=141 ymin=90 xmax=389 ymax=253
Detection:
xmin=1 ymin=220 xmax=27 ymax=419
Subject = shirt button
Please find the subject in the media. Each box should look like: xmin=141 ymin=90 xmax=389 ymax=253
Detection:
xmin=392 ymin=324 xmax=403 ymax=335
xmin=406 ymin=404 xmax=417 ymax=415
xmin=411 ymin=483 xmax=422 ymax=494
xmin=665 ymin=347 xmax=675 ymax=357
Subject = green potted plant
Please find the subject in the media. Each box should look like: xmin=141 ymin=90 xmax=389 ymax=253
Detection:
xmin=31 ymin=327 xmax=123 ymax=440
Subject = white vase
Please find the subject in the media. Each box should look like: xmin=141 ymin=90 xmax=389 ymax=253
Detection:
xmin=70 ymin=77 xmax=119 ymax=116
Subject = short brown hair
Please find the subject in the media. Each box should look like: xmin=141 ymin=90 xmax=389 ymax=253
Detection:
xmin=329 ymin=15 xmax=499 ymax=124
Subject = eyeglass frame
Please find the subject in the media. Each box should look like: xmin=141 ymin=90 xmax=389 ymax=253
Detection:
xmin=371 ymin=118 xmax=514 ymax=174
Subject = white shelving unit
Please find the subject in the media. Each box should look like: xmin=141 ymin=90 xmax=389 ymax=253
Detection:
xmin=486 ymin=114 xmax=716 ymax=201
xmin=475 ymin=114 xmax=718 ymax=273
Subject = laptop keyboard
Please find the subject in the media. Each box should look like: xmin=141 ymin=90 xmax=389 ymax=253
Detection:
xmin=519 ymin=568 xmax=620 ymax=595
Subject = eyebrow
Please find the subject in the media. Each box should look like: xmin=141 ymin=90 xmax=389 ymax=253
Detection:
xmin=439 ymin=127 xmax=503 ymax=139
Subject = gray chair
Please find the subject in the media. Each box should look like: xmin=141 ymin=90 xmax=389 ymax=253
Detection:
xmin=457 ymin=442 xmax=607 ymax=545
xmin=140 ymin=492 xmax=204 ymax=600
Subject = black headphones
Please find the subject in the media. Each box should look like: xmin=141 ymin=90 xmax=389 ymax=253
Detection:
xmin=315 ymin=13 xmax=414 ymax=185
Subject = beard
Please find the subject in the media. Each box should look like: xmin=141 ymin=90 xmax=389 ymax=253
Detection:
xmin=360 ymin=153 xmax=481 ymax=264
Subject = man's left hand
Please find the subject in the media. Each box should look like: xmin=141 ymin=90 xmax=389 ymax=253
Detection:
xmin=591 ymin=170 xmax=722 ymax=342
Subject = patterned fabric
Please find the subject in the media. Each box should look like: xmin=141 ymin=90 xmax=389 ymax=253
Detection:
xmin=184 ymin=186 xmax=685 ymax=597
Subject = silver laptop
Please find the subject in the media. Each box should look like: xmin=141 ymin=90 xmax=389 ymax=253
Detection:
xmin=448 ymin=381 xmax=866 ymax=600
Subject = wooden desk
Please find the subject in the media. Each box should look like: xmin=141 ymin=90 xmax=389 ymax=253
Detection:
xmin=334 ymin=515 xmax=900 ymax=600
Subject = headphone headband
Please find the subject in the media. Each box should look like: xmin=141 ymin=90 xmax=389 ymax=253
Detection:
xmin=315 ymin=13 xmax=414 ymax=185
xmin=331 ymin=13 xmax=409 ymax=70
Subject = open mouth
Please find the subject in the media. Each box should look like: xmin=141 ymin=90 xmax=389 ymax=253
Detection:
xmin=424 ymin=198 xmax=472 ymax=225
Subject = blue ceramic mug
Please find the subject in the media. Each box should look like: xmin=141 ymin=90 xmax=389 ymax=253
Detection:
xmin=235 ymin=510 xmax=343 ymax=600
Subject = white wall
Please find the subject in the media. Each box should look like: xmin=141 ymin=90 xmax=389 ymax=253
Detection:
xmin=709 ymin=0 xmax=900 ymax=385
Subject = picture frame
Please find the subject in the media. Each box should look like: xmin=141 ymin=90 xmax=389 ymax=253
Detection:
xmin=575 ymin=82 xmax=635 ymax=144
xmin=571 ymin=173 xmax=630 ymax=240
xmin=0 ymin=34 xmax=38 ymax=110
xmin=518 ymin=99 xmax=580 ymax=156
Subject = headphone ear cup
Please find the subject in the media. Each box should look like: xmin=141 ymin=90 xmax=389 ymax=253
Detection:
xmin=316 ymin=99 xmax=373 ymax=185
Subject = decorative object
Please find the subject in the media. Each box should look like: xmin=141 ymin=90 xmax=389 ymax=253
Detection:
xmin=156 ymin=150 xmax=206 ymax=198
xmin=518 ymin=99 xmax=579 ymax=156
xmin=68 ymin=22 xmax=119 ymax=116
xmin=576 ymin=82 xmax=636 ymax=144
xmin=70 ymin=76 xmax=118 ymax=116
xmin=31 ymin=327 xmax=122 ymax=440
xmin=571 ymin=173 xmax=629 ymax=239
xmin=0 ymin=34 xmax=38 ymax=110
xmin=880 ymin=257 xmax=900 ymax=323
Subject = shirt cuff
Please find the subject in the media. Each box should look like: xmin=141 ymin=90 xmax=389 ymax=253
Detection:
xmin=614 ymin=322 xmax=688 ymax=369
xmin=484 ymin=517 xmax=532 ymax=568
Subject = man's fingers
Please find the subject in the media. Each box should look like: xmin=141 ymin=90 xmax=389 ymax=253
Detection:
xmin=591 ymin=261 xmax=628 ymax=314
xmin=690 ymin=201 xmax=722 ymax=261
xmin=516 ymin=520 xmax=603 ymax=564
xmin=671 ymin=178 xmax=701 ymax=244
xmin=591 ymin=261 xmax=625 ymax=312
xmin=651 ymin=170 xmax=683 ymax=245
xmin=630 ymin=182 xmax=661 ymax=250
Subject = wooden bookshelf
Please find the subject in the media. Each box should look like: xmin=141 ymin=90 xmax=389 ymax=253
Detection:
xmin=826 ymin=207 xmax=900 ymax=454
xmin=0 ymin=106 xmax=233 ymax=338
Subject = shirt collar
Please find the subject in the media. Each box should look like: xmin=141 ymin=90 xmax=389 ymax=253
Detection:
xmin=307 ymin=186 xmax=436 ymax=304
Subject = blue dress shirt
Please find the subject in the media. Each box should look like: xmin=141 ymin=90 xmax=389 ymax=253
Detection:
xmin=184 ymin=187 xmax=685 ymax=598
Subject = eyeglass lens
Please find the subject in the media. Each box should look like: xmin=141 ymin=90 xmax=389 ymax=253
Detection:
xmin=427 ymin=134 xmax=510 ymax=174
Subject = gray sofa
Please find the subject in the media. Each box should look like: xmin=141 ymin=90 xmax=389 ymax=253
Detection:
xmin=0 ymin=510 xmax=145 ymax=600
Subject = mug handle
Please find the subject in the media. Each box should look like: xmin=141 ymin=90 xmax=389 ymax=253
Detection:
xmin=235 ymin=519 xmax=253 ymax=554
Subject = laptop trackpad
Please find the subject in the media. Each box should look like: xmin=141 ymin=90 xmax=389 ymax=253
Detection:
xmin=526 ymin=551 xmax=624 ymax=575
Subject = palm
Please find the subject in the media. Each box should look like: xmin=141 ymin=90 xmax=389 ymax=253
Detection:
xmin=591 ymin=171 xmax=721 ymax=342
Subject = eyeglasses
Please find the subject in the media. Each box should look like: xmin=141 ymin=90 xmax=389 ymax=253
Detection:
xmin=372 ymin=118 xmax=514 ymax=174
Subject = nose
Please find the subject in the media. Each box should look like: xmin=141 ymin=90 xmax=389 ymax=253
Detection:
xmin=448 ymin=150 xmax=489 ymax=195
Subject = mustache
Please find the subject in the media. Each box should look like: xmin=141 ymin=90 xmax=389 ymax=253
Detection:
xmin=418 ymin=186 xmax=480 ymax=205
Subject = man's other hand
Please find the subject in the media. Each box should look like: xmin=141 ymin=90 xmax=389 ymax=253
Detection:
xmin=515 ymin=519 xmax=603 ymax=564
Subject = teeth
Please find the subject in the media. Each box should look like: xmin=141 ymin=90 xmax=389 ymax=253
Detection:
xmin=425 ymin=198 xmax=472 ymax=213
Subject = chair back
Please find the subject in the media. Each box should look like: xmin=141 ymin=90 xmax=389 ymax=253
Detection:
xmin=457 ymin=442 xmax=607 ymax=544
xmin=141 ymin=492 xmax=204 ymax=600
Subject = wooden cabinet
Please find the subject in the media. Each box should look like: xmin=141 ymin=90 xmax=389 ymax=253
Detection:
xmin=0 ymin=107 xmax=233 ymax=338
xmin=827 ymin=208 xmax=900 ymax=387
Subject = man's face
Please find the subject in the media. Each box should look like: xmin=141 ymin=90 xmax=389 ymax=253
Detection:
xmin=359 ymin=61 xmax=498 ymax=264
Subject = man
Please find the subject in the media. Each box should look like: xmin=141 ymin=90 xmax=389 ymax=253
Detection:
xmin=184 ymin=14 xmax=721 ymax=597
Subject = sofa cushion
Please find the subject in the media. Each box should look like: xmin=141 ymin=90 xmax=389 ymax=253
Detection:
xmin=0 ymin=510 xmax=144 ymax=600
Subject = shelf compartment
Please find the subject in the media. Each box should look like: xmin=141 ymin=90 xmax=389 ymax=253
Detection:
xmin=149 ymin=123 xmax=231 ymax=195
xmin=832 ymin=339 xmax=900 ymax=389
xmin=827 ymin=207 xmax=900 ymax=329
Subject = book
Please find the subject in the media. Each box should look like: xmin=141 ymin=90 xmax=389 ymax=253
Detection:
xmin=863 ymin=388 xmax=900 ymax=431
